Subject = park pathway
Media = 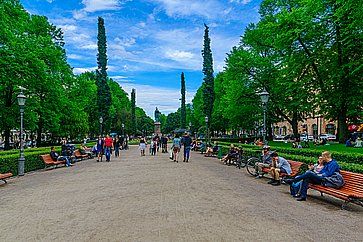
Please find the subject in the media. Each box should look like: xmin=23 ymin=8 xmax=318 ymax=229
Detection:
xmin=0 ymin=146 xmax=362 ymax=242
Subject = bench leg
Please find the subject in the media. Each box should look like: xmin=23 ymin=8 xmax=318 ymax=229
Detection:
xmin=341 ymin=200 xmax=350 ymax=210
xmin=1 ymin=179 xmax=7 ymax=184
xmin=320 ymin=192 xmax=324 ymax=197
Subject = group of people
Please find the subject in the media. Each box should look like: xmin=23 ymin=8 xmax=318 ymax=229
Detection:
xmin=345 ymin=137 xmax=362 ymax=148
xmin=92 ymin=135 xmax=128 ymax=162
xmin=254 ymin=146 xmax=343 ymax=201
xmin=170 ymin=132 xmax=193 ymax=163
xmin=138 ymin=133 xmax=193 ymax=163
xmin=138 ymin=134 xmax=169 ymax=156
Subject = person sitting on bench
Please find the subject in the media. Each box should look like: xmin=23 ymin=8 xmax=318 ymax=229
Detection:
xmin=255 ymin=145 xmax=273 ymax=178
xmin=268 ymin=152 xmax=291 ymax=186
xmin=50 ymin=146 xmax=71 ymax=167
xmin=205 ymin=142 xmax=219 ymax=157
xmin=221 ymin=144 xmax=238 ymax=165
xmin=285 ymin=151 xmax=342 ymax=201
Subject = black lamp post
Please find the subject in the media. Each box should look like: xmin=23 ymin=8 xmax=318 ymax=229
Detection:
xmin=122 ymin=123 xmax=125 ymax=136
xmin=99 ymin=116 xmax=103 ymax=136
xmin=205 ymin=116 xmax=209 ymax=145
xmin=17 ymin=89 xmax=27 ymax=176
xmin=259 ymin=88 xmax=269 ymax=144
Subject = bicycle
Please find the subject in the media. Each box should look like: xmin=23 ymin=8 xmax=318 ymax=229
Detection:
xmin=245 ymin=156 xmax=263 ymax=176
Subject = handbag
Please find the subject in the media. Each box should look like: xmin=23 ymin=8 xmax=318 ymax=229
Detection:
xmin=169 ymin=149 xmax=173 ymax=160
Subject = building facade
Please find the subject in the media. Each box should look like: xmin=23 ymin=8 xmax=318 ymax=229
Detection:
xmin=273 ymin=116 xmax=337 ymax=137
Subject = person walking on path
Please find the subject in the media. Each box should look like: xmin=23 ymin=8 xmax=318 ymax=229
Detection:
xmin=96 ymin=136 xmax=104 ymax=162
xmin=172 ymin=134 xmax=182 ymax=163
xmin=139 ymin=136 xmax=146 ymax=156
xmin=104 ymin=135 xmax=114 ymax=162
xmin=181 ymin=132 xmax=193 ymax=162
xmin=114 ymin=136 xmax=121 ymax=157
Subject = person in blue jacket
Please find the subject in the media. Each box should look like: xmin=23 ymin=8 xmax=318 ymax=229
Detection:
xmin=286 ymin=151 xmax=340 ymax=201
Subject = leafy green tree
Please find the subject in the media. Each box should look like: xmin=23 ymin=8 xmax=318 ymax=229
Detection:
xmin=96 ymin=17 xmax=111 ymax=134
xmin=201 ymin=24 xmax=215 ymax=125
xmin=180 ymin=72 xmax=186 ymax=129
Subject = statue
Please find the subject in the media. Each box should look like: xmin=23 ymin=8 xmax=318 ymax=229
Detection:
xmin=154 ymin=107 xmax=161 ymax=122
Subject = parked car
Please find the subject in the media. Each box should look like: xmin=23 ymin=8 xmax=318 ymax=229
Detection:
xmin=319 ymin=134 xmax=336 ymax=141
xmin=300 ymin=134 xmax=314 ymax=141
xmin=273 ymin=135 xmax=285 ymax=141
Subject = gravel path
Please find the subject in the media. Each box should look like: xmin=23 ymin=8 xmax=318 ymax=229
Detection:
xmin=0 ymin=145 xmax=362 ymax=242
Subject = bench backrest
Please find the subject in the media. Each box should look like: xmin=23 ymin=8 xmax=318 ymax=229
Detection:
xmin=40 ymin=154 xmax=54 ymax=164
xmin=340 ymin=170 xmax=363 ymax=196
xmin=288 ymin=160 xmax=304 ymax=176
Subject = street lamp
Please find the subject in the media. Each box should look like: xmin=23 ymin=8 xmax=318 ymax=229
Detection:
xmin=99 ymin=116 xmax=103 ymax=136
xmin=205 ymin=116 xmax=209 ymax=145
xmin=17 ymin=90 xmax=27 ymax=176
xmin=259 ymin=88 xmax=269 ymax=144
xmin=122 ymin=123 xmax=125 ymax=136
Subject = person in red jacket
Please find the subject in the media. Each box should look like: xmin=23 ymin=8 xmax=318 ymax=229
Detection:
xmin=104 ymin=135 xmax=114 ymax=162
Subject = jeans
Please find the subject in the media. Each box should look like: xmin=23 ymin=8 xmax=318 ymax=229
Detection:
xmin=184 ymin=146 xmax=191 ymax=161
xmin=114 ymin=145 xmax=120 ymax=157
xmin=294 ymin=171 xmax=323 ymax=198
xmin=104 ymin=147 xmax=112 ymax=161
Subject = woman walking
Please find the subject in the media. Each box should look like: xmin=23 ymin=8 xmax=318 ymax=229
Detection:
xmin=139 ymin=136 xmax=146 ymax=156
xmin=172 ymin=134 xmax=181 ymax=163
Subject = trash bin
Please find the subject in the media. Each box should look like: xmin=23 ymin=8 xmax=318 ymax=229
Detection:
xmin=217 ymin=146 xmax=222 ymax=159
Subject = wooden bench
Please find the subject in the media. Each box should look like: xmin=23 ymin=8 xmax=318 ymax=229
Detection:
xmin=74 ymin=150 xmax=88 ymax=160
xmin=0 ymin=172 xmax=13 ymax=184
xmin=40 ymin=154 xmax=66 ymax=168
xmin=261 ymin=160 xmax=305 ymax=178
xmin=309 ymin=170 xmax=363 ymax=208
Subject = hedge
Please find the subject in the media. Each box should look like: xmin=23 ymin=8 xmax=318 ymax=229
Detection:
xmin=0 ymin=147 xmax=69 ymax=176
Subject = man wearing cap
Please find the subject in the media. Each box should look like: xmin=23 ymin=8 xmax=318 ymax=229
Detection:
xmin=255 ymin=145 xmax=273 ymax=178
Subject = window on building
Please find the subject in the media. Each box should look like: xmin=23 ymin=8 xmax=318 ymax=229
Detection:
xmin=326 ymin=124 xmax=336 ymax=134
xmin=281 ymin=126 xmax=287 ymax=136
xmin=312 ymin=124 xmax=318 ymax=137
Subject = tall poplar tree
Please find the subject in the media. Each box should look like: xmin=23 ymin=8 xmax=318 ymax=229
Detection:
xmin=131 ymin=88 xmax=136 ymax=136
xmin=180 ymin=72 xmax=186 ymax=129
xmin=96 ymin=16 xmax=111 ymax=132
xmin=201 ymin=24 xmax=214 ymax=125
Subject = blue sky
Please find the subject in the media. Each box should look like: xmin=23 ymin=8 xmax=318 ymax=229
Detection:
xmin=20 ymin=0 xmax=262 ymax=117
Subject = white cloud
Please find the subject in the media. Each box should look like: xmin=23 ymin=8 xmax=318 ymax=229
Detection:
xmin=59 ymin=24 xmax=77 ymax=32
xmin=152 ymin=0 xmax=224 ymax=19
xmin=67 ymin=54 xmax=84 ymax=60
xmin=73 ymin=0 xmax=126 ymax=19
xmin=165 ymin=50 xmax=194 ymax=61
xmin=82 ymin=0 xmax=122 ymax=12
xmin=80 ymin=44 xmax=98 ymax=50
xmin=229 ymin=0 xmax=252 ymax=4
xmin=73 ymin=66 xmax=97 ymax=74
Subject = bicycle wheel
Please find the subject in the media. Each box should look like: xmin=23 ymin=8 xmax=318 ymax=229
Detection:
xmin=246 ymin=157 xmax=260 ymax=176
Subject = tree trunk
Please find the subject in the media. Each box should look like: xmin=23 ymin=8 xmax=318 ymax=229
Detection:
xmin=36 ymin=118 xmax=43 ymax=147
xmin=4 ymin=128 xmax=11 ymax=150
xmin=291 ymin=112 xmax=299 ymax=139
xmin=337 ymin=109 xmax=348 ymax=143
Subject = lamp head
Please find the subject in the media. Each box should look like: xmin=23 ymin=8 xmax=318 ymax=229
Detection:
xmin=17 ymin=91 xmax=26 ymax=107
xmin=99 ymin=116 xmax=103 ymax=124
xmin=259 ymin=88 xmax=269 ymax=104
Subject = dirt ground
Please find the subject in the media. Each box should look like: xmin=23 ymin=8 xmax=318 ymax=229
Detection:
xmin=1 ymin=145 xmax=362 ymax=242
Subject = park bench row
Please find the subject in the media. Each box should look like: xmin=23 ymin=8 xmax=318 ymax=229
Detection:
xmin=201 ymin=150 xmax=363 ymax=209
xmin=0 ymin=149 xmax=94 ymax=184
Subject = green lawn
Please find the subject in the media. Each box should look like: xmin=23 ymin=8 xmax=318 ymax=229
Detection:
xmin=268 ymin=141 xmax=363 ymax=154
